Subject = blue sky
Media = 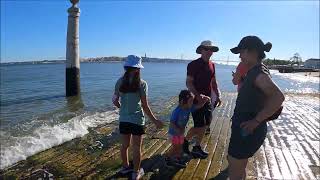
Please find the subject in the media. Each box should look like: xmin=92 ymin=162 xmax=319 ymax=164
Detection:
xmin=1 ymin=1 xmax=319 ymax=62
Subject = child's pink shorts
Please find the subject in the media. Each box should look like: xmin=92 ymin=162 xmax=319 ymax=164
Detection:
xmin=169 ymin=135 xmax=184 ymax=145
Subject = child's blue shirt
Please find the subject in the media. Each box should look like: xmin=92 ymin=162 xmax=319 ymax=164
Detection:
xmin=168 ymin=105 xmax=195 ymax=135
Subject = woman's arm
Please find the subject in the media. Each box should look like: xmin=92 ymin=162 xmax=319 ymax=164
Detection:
xmin=141 ymin=95 xmax=163 ymax=128
xmin=253 ymin=73 xmax=285 ymax=123
xmin=240 ymin=73 xmax=285 ymax=133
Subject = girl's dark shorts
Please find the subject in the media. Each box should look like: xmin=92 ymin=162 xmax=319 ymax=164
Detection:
xmin=228 ymin=123 xmax=267 ymax=159
xmin=119 ymin=122 xmax=145 ymax=136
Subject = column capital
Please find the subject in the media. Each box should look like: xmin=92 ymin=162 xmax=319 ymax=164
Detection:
xmin=68 ymin=7 xmax=80 ymax=16
xmin=70 ymin=0 xmax=79 ymax=7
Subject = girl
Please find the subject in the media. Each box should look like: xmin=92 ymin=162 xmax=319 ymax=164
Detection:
xmin=228 ymin=36 xmax=284 ymax=180
xmin=112 ymin=55 xmax=163 ymax=180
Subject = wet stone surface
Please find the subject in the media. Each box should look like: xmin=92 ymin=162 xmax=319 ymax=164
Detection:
xmin=1 ymin=93 xmax=319 ymax=179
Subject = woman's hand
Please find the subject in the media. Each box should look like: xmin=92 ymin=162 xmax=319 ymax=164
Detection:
xmin=240 ymin=119 xmax=260 ymax=134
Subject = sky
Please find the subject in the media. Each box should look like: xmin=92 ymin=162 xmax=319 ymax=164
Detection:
xmin=1 ymin=0 xmax=319 ymax=63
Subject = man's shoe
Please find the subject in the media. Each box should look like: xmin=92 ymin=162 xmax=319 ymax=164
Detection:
xmin=197 ymin=145 xmax=209 ymax=156
xmin=131 ymin=168 xmax=144 ymax=180
xmin=205 ymin=127 xmax=211 ymax=135
xmin=119 ymin=166 xmax=133 ymax=174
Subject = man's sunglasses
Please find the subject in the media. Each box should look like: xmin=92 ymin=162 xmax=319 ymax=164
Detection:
xmin=203 ymin=47 xmax=213 ymax=52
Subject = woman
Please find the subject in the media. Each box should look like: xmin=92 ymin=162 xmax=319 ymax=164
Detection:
xmin=228 ymin=36 xmax=285 ymax=180
xmin=112 ymin=55 xmax=163 ymax=180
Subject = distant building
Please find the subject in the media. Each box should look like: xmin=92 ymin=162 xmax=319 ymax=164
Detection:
xmin=304 ymin=58 xmax=320 ymax=69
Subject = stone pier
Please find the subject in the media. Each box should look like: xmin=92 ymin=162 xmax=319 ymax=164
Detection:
xmin=1 ymin=93 xmax=319 ymax=179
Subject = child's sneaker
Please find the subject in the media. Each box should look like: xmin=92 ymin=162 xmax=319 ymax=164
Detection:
xmin=178 ymin=158 xmax=188 ymax=167
xmin=119 ymin=166 xmax=133 ymax=174
xmin=131 ymin=168 xmax=144 ymax=180
xmin=182 ymin=139 xmax=190 ymax=154
xmin=164 ymin=156 xmax=174 ymax=167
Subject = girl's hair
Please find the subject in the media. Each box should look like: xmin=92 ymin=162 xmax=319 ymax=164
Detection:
xmin=119 ymin=66 xmax=141 ymax=93
xmin=249 ymin=42 xmax=272 ymax=61
xmin=179 ymin=90 xmax=194 ymax=104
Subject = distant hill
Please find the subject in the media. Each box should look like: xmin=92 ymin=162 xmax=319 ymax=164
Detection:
xmin=80 ymin=56 xmax=124 ymax=62
xmin=1 ymin=60 xmax=65 ymax=65
xmin=80 ymin=56 xmax=191 ymax=63
xmin=1 ymin=56 xmax=192 ymax=65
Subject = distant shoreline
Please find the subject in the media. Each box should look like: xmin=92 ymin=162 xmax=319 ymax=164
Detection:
xmin=0 ymin=57 xmax=194 ymax=65
xmin=2 ymin=59 xmax=319 ymax=74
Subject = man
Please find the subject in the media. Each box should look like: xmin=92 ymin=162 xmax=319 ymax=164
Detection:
xmin=183 ymin=40 xmax=222 ymax=158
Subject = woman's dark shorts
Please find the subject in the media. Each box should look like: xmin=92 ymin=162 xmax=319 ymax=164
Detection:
xmin=119 ymin=122 xmax=145 ymax=135
xmin=228 ymin=123 xmax=267 ymax=159
xmin=192 ymin=102 xmax=212 ymax=128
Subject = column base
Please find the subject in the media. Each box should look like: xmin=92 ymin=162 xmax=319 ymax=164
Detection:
xmin=66 ymin=67 xmax=80 ymax=97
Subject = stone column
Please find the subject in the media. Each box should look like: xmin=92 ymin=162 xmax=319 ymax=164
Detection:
xmin=66 ymin=0 xmax=80 ymax=97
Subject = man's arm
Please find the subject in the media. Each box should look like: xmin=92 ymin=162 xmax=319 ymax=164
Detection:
xmin=186 ymin=75 xmax=200 ymax=97
xmin=194 ymin=96 xmax=210 ymax=109
xmin=211 ymin=75 xmax=221 ymax=98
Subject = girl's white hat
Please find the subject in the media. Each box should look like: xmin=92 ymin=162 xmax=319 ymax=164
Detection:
xmin=123 ymin=55 xmax=144 ymax=68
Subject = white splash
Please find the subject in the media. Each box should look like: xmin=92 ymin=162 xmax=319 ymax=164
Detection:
xmin=0 ymin=110 xmax=119 ymax=170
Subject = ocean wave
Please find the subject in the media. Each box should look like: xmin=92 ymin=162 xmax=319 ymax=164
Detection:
xmin=0 ymin=110 xmax=118 ymax=170
xmin=269 ymin=70 xmax=319 ymax=94
xmin=270 ymin=70 xmax=319 ymax=84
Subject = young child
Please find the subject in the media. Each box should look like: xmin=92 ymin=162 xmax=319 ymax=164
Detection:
xmin=232 ymin=61 xmax=249 ymax=91
xmin=165 ymin=90 xmax=210 ymax=168
xmin=113 ymin=55 xmax=163 ymax=180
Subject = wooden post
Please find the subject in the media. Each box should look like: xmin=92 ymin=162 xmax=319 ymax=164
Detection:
xmin=66 ymin=0 xmax=80 ymax=97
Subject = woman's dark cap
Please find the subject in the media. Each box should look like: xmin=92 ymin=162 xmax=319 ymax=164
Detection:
xmin=230 ymin=36 xmax=272 ymax=54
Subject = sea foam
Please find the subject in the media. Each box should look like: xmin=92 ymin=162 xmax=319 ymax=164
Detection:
xmin=0 ymin=110 xmax=118 ymax=169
